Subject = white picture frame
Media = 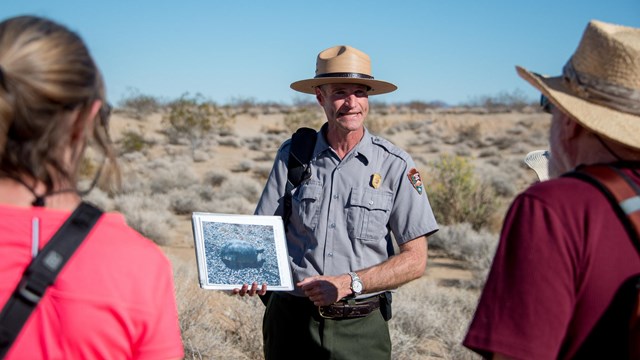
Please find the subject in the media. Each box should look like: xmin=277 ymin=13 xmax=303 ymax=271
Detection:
xmin=191 ymin=212 xmax=293 ymax=291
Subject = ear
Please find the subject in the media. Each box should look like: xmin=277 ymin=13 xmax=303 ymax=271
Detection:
xmin=70 ymin=100 xmax=101 ymax=142
xmin=562 ymin=112 xmax=584 ymax=141
xmin=315 ymin=87 xmax=324 ymax=105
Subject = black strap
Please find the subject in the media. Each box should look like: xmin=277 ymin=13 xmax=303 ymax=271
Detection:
xmin=565 ymin=165 xmax=640 ymax=255
xmin=0 ymin=202 xmax=102 ymax=357
xmin=282 ymin=127 xmax=317 ymax=230
xmin=260 ymin=128 xmax=317 ymax=307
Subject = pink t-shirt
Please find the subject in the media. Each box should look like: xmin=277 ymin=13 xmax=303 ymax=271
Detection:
xmin=464 ymin=168 xmax=640 ymax=359
xmin=0 ymin=204 xmax=184 ymax=359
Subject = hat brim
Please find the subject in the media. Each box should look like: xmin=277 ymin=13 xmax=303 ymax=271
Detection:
xmin=290 ymin=77 xmax=397 ymax=95
xmin=517 ymin=65 xmax=640 ymax=150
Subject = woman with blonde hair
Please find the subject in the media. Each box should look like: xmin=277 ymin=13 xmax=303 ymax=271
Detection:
xmin=0 ymin=15 xmax=183 ymax=359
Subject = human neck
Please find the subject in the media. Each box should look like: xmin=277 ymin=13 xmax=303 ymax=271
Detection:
xmin=326 ymin=127 xmax=364 ymax=159
xmin=0 ymin=177 xmax=80 ymax=210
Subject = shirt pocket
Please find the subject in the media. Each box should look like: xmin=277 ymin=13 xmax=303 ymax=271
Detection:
xmin=347 ymin=187 xmax=393 ymax=241
xmin=292 ymin=181 xmax=323 ymax=232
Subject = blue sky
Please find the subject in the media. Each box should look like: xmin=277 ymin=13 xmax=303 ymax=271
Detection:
xmin=2 ymin=1 xmax=639 ymax=106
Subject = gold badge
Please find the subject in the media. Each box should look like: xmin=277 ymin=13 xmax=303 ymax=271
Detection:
xmin=407 ymin=168 xmax=423 ymax=195
xmin=370 ymin=173 xmax=382 ymax=189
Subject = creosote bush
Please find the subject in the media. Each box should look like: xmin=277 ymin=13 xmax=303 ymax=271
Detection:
xmin=118 ymin=88 xmax=163 ymax=120
xmin=428 ymin=154 xmax=499 ymax=230
xmin=119 ymin=130 xmax=150 ymax=154
xmin=164 ymin=93 xmax=236 ymax=159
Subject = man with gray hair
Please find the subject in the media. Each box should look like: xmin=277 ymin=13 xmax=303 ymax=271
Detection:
xmin=464 ymin=20 xmax=640 ymax=359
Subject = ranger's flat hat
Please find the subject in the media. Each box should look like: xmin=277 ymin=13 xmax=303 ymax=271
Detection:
xmin=291 ymin=45 xmax=397 ymax=95
xmin=517 ymin=20 xmax=640 ymax=150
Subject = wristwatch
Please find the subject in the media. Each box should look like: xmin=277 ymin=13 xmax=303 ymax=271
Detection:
xmin=348 ymin=272 xmax=363 ymax=296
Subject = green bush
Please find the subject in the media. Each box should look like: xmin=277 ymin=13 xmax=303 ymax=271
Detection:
xmin=119 ymin=130 xmax=148 ymax=154
xmin=428 ymin=154 xmax=499 ymax=230
xmin=163 ymin=93 xmax=235 ymax=159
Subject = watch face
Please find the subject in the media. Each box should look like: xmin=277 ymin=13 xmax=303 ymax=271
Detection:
xmin=352 ymin=281 xmax=363 ymax=293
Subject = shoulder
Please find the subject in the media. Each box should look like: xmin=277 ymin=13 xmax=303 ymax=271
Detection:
xmin=522 ymin=175 xmax=606 ymax=205
xmin=368 ymin=134 xmax=412 ymax=163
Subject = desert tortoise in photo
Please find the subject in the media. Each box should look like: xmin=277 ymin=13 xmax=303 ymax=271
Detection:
xmin=220 ymin=239 xmax=265 ymax=269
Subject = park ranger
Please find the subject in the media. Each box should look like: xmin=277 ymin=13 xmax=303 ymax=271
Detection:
xmin=235 ymin=45 xmax=438 ymax=360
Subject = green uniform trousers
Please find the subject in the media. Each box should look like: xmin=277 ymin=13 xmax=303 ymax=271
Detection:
xmin=263 ymin=292 xmax=391 ymax=360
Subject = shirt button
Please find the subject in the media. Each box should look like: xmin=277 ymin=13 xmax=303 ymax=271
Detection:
xmin=368 ymin=200 xmax=374 ymax=205
xmin=333 ymin=195 xmax=339 ymax=199
xmin=329 ymin=223 xmax=336 ymax=229
xmin=328 ymin=252 xmax=333 ymax=257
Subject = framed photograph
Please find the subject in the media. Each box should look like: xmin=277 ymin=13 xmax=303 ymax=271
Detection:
xmin=191 ymin=212 xmax=293 ymax=291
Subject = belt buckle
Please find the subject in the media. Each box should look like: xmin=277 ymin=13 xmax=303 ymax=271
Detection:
xmin=318 ymin=305 xmax=339 ymax=319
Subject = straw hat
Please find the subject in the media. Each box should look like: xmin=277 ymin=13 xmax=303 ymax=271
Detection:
xmin=290 ymin=45 xmax=397 ymax=95
xmin=517 ymin=20 xmax=640 ymax=150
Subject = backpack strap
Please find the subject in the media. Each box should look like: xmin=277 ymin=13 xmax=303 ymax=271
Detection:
xmin=282 ymin=127 xmax=317 ymax=230
xmin=259 ymin=128 xmax=316 ymax=307
xmin=566 ymin=164 xmax=640 ymax=254
xmin=0 ymin=202 xmax=103 ymax=357
xmin=565 ymin=164 xmax=640 ymax=359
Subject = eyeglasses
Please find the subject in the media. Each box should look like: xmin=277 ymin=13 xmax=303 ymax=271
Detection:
xmin=540 ymin=94 xmax=553 ymax=114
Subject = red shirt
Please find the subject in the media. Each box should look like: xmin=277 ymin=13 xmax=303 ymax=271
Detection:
xmin=464 ymin=168 xmax=640 ymax=359
xmin=0 ymin=205 xmax=184 ymax=359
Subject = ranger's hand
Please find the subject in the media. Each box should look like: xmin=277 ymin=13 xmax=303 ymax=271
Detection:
xmin=297 ymin=274 xmax=352 ymax=306
xmin=232 ymin=282 xmax=267 ymax=297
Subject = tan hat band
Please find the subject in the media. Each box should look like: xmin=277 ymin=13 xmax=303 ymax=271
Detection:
xmin=315 ymin=72 xmax=374 ymax=80
xmin=563 ymin=60 xmax=640 ymax=116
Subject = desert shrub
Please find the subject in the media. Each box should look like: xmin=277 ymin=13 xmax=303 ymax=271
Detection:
xmin=118 ymin=88 xmax=162 ymax=120
xmin=117 ymin=165 xmax=149 ymax=195
xmin=82 ymin=187 xmax=114 ymax=211
xmin=218 ymin=137 xmax=242 ymax=148
xmin=463 ymin=89 xmax=535 ymax=113
xmin=119 ymin=130 xmax=151 ymax=154
xmin=164 ymin=93 xmax=236 ymax=159
xmin=253 ymin=163 xmax=273 ymax=182
xmin=199 ymin=196 xmax=255 ymax=215
xmin=231 ymin=160 xmax=253 ymax=173
xmin=283 ymin=108 xmax=324 ymax=133
xmin=391 ymin=280 xmax=481 ymax=359
xmin=218 ymin=177 xmax=262 ymax=203
xmin=78 ymin=156 xmax=97 ymax=180
xmin=366 ymin=115 xmax=391 ymax=135
xmin=428 ymin=154 xmax=499 ymax=230
xmin=203 ymin=169 xmax=230 ymax=187
xmin=491 ymin=135 xmax=517 ymax=150
xmin=168 ymin=187 xmax=204 ymax=215
xmin=171 ymin=261 xmax=264 ymax=359
xmin=149 ymin=161 xmax=199 ymax=194
xmin=114 ymin=193 xmax=174 ymax=245
xmin=456 ymin=122 xmax=482 ymax=146
xmin=192 ymin=150 xmax=210 ymax=163
xmin=489 ymin=175 xmax=517 ymax=197
xmin=429 ymin=223 xmax=498 ymax=272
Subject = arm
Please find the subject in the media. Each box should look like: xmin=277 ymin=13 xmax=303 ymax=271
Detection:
xmin=298 ymin=235 xmax=428 ymax=306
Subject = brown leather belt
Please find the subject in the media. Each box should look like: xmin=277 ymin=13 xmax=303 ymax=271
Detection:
xmin=318 ymin=295 xmax=382 ymax=319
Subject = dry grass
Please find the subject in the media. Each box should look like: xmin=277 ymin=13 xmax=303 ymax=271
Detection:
xmin=97 ymin=105 xmax=549 ymax=359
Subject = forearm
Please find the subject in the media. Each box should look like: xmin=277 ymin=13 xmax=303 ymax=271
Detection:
xmin=357 ymin=236 xmax=428 ymax=294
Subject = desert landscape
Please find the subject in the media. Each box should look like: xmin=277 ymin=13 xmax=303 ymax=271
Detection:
xmin=84 ymin=94 xmax=550 ymax=359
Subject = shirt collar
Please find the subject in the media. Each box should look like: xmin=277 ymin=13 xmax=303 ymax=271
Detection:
xmin=316 ymin=123 xmax=373 ymax=165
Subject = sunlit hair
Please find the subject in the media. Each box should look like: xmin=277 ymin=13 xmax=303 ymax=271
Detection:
xmin=0 ymin=15 xmax=118 ymax=193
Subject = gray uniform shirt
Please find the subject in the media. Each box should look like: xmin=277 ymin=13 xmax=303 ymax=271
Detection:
xmin=255 ymin=125 xmax=438 ymax=296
